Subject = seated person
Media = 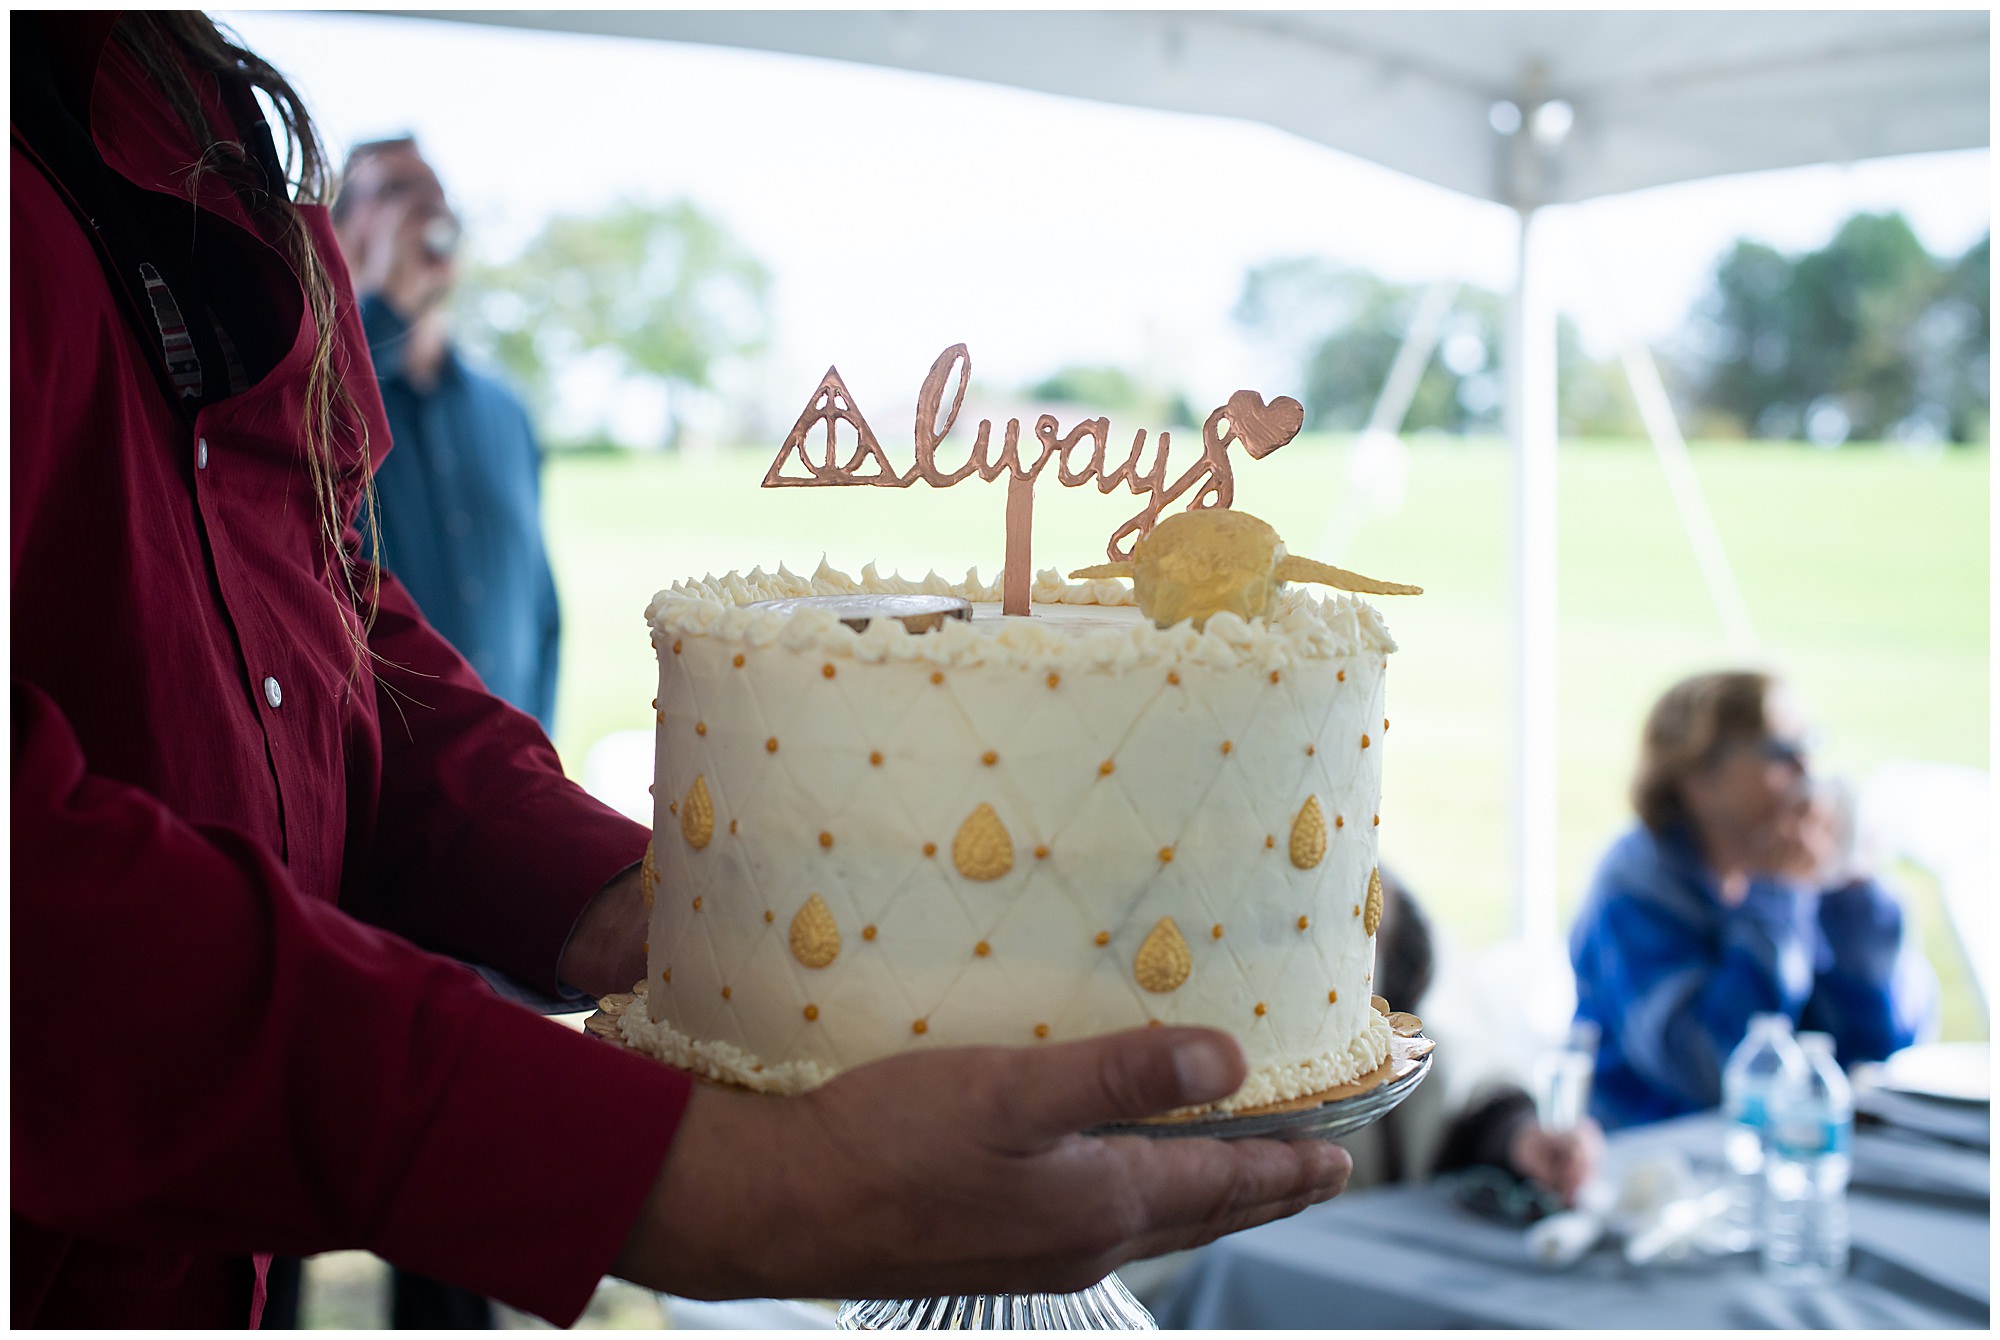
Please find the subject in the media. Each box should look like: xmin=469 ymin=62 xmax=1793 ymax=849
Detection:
xmin=1569 ymin=670 xmax=1937 ymax=1130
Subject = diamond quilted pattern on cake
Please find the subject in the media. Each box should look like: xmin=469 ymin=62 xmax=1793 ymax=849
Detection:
xmin=643 ymin=575 xmax=1400 ymax=1103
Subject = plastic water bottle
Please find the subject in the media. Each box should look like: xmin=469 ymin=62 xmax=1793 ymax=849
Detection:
xmin=1762 ymin=1032 xmax=1853 ymax=1286
xmin=1719 ymin=1013 xmax=1804 ymax=1252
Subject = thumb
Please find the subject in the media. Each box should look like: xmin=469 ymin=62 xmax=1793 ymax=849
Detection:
xmin=986 ymin=1026 xmax=1247 ymax=1147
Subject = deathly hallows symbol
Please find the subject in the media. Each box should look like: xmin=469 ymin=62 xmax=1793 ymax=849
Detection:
xmin=764 ymin=367 xmax=908 ymax=488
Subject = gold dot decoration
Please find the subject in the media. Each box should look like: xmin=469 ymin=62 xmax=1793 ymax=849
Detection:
xmin=912 ymin=1019 xmax=929 ymax=1036
xmin=1335 ymin=815 xmax=1346 ymax=829
xmin=869 ymin=751 xmax=884 ymax=767
xmin=1211 ymin=924 xmax=1224 ymax=940
xmin=1099 ymin=760 xmax=1116 ymax=777
xmin=639 ymin=841 xmax=658 ymax=909
xmin=1254 ymin=1002 xmax=1268 ymax=1017
xmin=656 ymin=710 xmax=666 ymax=724
xmin=930 ymin=671 xmax=944 ymax=685
xmin=1265 ymin=835 xmax=1275 ymax=849
xmin=1373 ymin=814 xmax=1381 ymax=827
xmin=789 ymin=892 xmax=841 ymax=969
xmin=981 ymin=750 xmax=999 ymax=767
xmin=1297 ymin=915 xmax=1311 ymax=931
xmin=763 ymin=910 xmax=775 ymax=924
xmin=695 ymin=721 xmax=707 ymax=736
xmin=1363 ymin=867 xmax=1385 ymax=937
xmin=819 ymin=831 xmax=834 ymax=849
xmin=1336 ymin=669 xmax=1345 ymax=682
xmin=681 ymin=775 xmax=714 ymax=850
xmin=1034 ymin=1023 xmax=1050 ymax=1040
xmin=692 ymin=897 xmax=703 ymax=911
xmin=1361 ymin=733 xmax=1372 ymax=749
xmin=1047 ymin=672 xmax=1061 ymax=689
xmin=952 ymin=803 xmax=1014 ymax=881
xmin=1094 ymin=930 xmax=1111 ymax=947
xmin=1167 ymin=670 xmax=1181 ymax=686
xmin=661 ymin=967 xmax=672 ymax=985
xmin=1270 ymin=671 xmax=1281 ymax=684
xmin=1135 ymin=917 xmax=1193 ymax=994
xmin=822 ymin=663 xmax=837 ymax=679
xmin=974 ymin=941 xmax=991 ymax=958
xmin=922 ymin=841 xmax=938 ymax=858
xmin=1290 ymin=795 xmax=1327 ymax=870
xmin=1328 ymin=988 xmax=1339 ymax=1004
xmin=1158 ymin=846 xmax=1176 ymax=864
xmin=720 ymin=985 xmax=732 ymax=1000
xmin=673 ymin=641 xmax=682 ymax=655
xmin=804 ymin=1004 xmax=820 ymax=1021
xmin=1147 ymin=1018 xmax=1165 ymax=1029
xmin=732 ymin=653 xmax=744 ymax=668
xmin=1034 ymin=844 xmax=1050 ymax=860
xmin=862 ymin=925 xmax=878 ymax=941
xmin=766 ymin=737 xmax=780 ymax=753
xmin=729 ymin=819 xmax=739 ymax=835
xmin=1221 ymin=740 xmax=1234 ymax=755
xmin=1385 ymin=717 xmax=1391 ymax=732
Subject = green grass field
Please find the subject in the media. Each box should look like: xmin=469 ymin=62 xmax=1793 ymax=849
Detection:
xmin=542 ymin=437 xmax=1989 ymax=1040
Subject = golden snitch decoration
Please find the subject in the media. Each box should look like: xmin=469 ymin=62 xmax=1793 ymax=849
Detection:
xmin=1071 ymin=508 xmax=1422 ymax=631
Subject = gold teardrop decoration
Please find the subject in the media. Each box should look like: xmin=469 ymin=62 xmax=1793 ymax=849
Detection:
xmin=1290 ymin=795 xmax=1327 ymax=870
xmin=1363 ymin=867 xmax=1384 ymax=936
xmin=789 ymin=892 xmax=841 ymax=969
xmin=952 ymin=803 xmax=1014 ymax=882
xmin=1134 ymin=917 xmax=1193 ymax=994
xmin=640 ymin=840 xmax=659 ymax=908
xmin=681 ymin=775 xmax=714 ymax=850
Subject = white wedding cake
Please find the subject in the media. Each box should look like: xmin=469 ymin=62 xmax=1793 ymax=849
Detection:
xmin=623 ymin=538 xmax=1403 ymax=1113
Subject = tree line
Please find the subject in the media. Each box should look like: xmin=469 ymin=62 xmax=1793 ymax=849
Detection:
xmin=454 ymin=202 xmax=1987 ymax=449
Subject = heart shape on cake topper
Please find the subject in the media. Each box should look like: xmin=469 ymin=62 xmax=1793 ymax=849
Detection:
xmin=1224 ymin=390 xmax=1306 ymax=460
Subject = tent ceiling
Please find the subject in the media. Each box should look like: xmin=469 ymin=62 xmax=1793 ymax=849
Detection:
xmin=393 ymin=9 xmax=1988 ymax=205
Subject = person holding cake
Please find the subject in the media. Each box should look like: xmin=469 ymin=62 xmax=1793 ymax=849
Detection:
xmin=12 ymin=12 xmax=1353 ymax=1328
xmin=1569 ymin=671 xmax=1938 ymax=1129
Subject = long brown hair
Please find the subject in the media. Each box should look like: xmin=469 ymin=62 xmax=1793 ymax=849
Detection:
xmin=1631 ymin=672 xmax=1774 ymax=833
xmin=113 ymin=11 xmax=382 ymax=676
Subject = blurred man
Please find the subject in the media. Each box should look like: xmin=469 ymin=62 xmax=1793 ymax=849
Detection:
xmin=334 ymin=135 xmax=561 ymax=734
xmin=325 ymin=136 xmax=560 ymax=1329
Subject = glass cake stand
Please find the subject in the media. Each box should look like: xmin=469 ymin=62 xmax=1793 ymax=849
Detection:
xmin=834 ymin=1029 xmax=1434 ymax=1331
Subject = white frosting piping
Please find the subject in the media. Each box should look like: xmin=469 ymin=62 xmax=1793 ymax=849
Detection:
xmin=617 ymin=998 xmax=1395 ymax=1115
xmin=646 ymin=561 xmax=1398 ymax=672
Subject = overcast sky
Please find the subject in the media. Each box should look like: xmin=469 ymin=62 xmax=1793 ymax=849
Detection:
xmin=223 ymin=9 xmax=1990 ymax=432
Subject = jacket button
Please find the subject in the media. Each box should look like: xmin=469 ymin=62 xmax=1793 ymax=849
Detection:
xmin=263 ymin=676 xmax=283 ymax=709
xmin=197 ymin=438 xmax=210 ymax=469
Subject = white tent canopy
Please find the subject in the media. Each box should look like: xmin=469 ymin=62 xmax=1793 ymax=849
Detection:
xmin=396 ymin=9 xmax=1989 ymax=951
xmin=402 ymin=10 xmax=1988 ymax=205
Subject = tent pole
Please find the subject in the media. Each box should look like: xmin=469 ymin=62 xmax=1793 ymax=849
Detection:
xmin=1505 ymin=204 xmax=1559 ymax=949
xmin=1619 ymin=340 xmax=1760 ymax=657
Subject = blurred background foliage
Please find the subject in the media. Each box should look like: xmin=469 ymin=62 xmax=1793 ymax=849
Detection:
xmin=452 ymin=201 xmax=1985 ymax=454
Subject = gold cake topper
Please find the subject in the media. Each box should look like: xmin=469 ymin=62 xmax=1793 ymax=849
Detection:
xmin=765 ymin=345 xmax=1308 ymax=617
xmin=1072 ymin=509 xmax=1422 ymax=631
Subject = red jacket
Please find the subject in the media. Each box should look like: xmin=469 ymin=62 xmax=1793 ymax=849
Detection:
xmin=12 ymin=17 xmax=692 ymax=1327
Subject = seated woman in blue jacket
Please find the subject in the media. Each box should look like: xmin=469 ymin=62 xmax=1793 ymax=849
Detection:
xmin=1570 ymin=671 xmax=1937 ymax=1129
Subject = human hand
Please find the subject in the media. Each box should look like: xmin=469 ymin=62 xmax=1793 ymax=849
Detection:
xmin=1508 ymin=1118 xmax=1604 ymax=1208
xmin=346 ymin=190 xmax=455 ymax=320
xmin=1744 ymin=793 xmax=1838 ymax=887
xmin=557 ymin=864 xmax=647 ymax=999
xmin=613 ymin=1028 xmax=1352 ymax=1300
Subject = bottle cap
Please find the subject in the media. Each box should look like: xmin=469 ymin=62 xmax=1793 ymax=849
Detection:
xmin=1796 ymin=1031 xmax=1836 ymax=1055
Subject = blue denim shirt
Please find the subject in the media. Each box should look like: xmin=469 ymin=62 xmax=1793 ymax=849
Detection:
xmin=358 ymin=294 xmax=560 ymax=733
xmin=1570 ymin=823 xmax=1938 ymax=1129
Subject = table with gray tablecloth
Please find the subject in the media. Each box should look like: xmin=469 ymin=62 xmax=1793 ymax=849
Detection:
xmin=1153 ymin=1111 xmax=1989 ymax=1329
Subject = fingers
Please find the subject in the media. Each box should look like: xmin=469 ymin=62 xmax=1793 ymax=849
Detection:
xmin=1112 ymin=1136 xmax=1352 ymax=1262
xmin=982 ymin=1027 xmax=1246 ymax=1147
